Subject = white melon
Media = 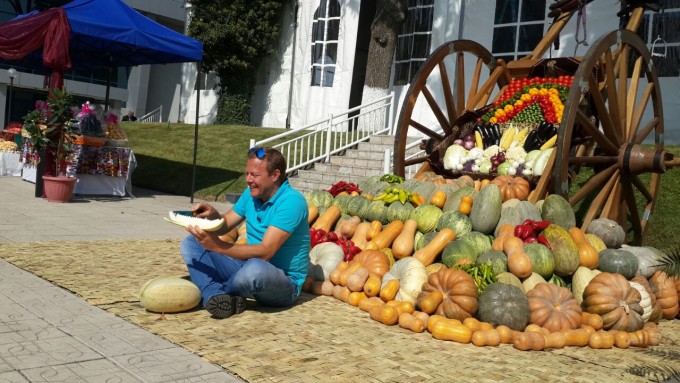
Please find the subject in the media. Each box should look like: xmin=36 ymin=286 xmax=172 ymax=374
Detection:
xmin=139 ymin=277 xmax=201 ymax=313
xmin=165 ymin=211 xmax=224 ymax=231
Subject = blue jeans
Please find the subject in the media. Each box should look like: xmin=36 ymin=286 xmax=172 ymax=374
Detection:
xmin=180 ymin=235 xmax=299 ymax=308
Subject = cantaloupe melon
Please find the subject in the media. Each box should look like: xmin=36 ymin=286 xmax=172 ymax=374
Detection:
xmin=165 ymin=211 xmax=224 ymax=231
xmin=139 ymin=277 xmax=202 ymax=313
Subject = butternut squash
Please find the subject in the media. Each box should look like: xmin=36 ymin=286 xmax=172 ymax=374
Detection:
xmin=611 ymin=330 xmax=631 ymax=349
xmin=544 ymin=332 xmax=567 ymax=349
xmin=347 ymin=291 xmax=367 ymax=307
xmin=504 ymin=237 xmax=533 ymax=279
xmin=311 ymin=280 xmax=334 ymax=296
xmin=329 ymin=262 xmax=349 ymax=285
xmin=581 ymin=312 xmax=603 ymax=331
xmin=463 ymin=317 xmax=484 ymax=333
xmin=588 ymin=332 xmax=614 ymax=349
xmin=430 ymin=190 xmax=447 ymax=208
xmin=427 ymin=315 xmax=462 ymax=334
xmin=413 ymin=228 xmax=457 ymax=266
xmin=431 ymin=320 xmax=473 ymax=343
xmin=338 ymin=262 xmax=363 ymax=287
xmin=417 ymin=290 xmax=444 ymax=314
xmin=336 ymin=215 xmax=362 ymax=238
xmin=458 ymin=195 xmax=473 ymax=215
xmin=496 ymin=325 xmax=515 ymax=344
xmin=471 ymin=328 xmax=501 ymax=347
xmin=351 ymin=222 xmax=372 ymax=248
xmin=386 ymin=300 xmax=415 ymax=316
xmin=308 ymin=205 xmax=319 ymax=225
xmin=392 ymin=219 xmax=418 ymax=259
xmin=363 ymin=275 xmax=382 ymax=297
xmin=366 ymin=220 xmax=383 ymax=241
xmin=492 ymin=224 xmax=514 ymax=251
xmin=311 ymin=205 xmax=341 ymax=232
xmin=380 ymin=279 xmax=400 ymax=302
xmin=346 ymin=267 xmax=370 ymax=292
xmin=569 ymin=227 xmax=599 ymax=270
xmin=564 ymin=329 xmax=590 ymax=347
xmin=358 ymin=296 xmax=384 ymax=312
xmin=332 ymin=285 xmax=351 ymax=302
xmin=369 ymin=303 xmax=399 ymax=325
xmin=412 ymin=311 xmax=430 ymax=325
xmin=513 ymin=331 xmax=546 ymax=351
xmin=399 ymin=312 xmax=426 ymax=333
xmin=364 ymin=220 xmax=404 ymax=251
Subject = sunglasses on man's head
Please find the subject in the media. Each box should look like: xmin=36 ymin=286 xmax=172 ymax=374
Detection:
xmin=249 ymin=147 xmax=266 ymax=159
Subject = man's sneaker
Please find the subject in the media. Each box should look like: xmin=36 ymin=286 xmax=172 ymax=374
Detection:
xmin=205 ymin=294 xmax=246 ymax=319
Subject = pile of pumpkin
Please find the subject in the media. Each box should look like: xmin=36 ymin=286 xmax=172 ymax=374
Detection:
xmin=302 ymin=172 xmax=680 ymax=351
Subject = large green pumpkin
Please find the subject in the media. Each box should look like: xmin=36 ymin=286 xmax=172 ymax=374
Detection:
xmin=541 ymin=224 xmax=579 ymax=277
xmin=469 ymin=184 xmax=502 ymax=234
xmin=305 ymin=190 xmax=334 ymax=209
xmin=386 ymin=201 xmax=415 ymax=223
xmin=442 ymin=239 xmax=478 ymax=267
xmin=346 ymin=195 xmax=371 ymax=217
xmin=415 ymin=231 xmax=439 ymax=251
xmin=410 ymin=204 xmax=443 ymax=233
xmin=478 ymin=282 xmax=530 ymax=331
xmin=363 ymin=200 xmax=388 ymax=224
xmin=598 ymin=248 xmax=639 ymax=279
xmin=494 ymin=200 xmax=542 ymax=236
xmin=437 ymin=211 xmax=472 ymax=237
xmin=476 ymin=250 xmax=508 ymax=275
xmin=412 ymin=181 xmax=437 ymax=201
xmin=586 ymin=218 xmax=626 ymax=249
xmin=541 ymin=194 xmax=576 ymax=229
xmin=332 ymin=194 xmax=353 ymax=214
xmin=442 ymin=187 xmax=476 ymax=213
xmin=524 ymin=243 xmax=555 ymax=279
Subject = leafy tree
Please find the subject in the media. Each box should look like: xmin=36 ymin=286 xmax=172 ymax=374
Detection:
xmin=188 ymin=0 xmax=286 ymax=124
xmin=364 ymin=0 xmax=408 ymax=91
xmin=2 ymin=0 xmax=69 ymax=14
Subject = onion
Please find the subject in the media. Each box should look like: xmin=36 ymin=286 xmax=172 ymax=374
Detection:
xmin=454 ymin=139 xmax=464 ymax=145
xmin=463 ymin=140 xmax=475 ymax=150
xmin=463 ymin=134 xmax=473 ymax=142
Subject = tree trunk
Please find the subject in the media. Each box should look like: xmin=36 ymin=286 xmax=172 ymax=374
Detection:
xmin=363 ymin=0 xmax=408 ymax=92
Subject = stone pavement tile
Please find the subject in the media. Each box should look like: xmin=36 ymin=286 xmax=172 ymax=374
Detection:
xmin=0 ymin=370 xmax=29 ymax=382
xmin=73 ymin=326 xmax=178 ymax=357
xmin=111 ymin=348 xmax=227 ymax=383
xmin=20 ymin=359 xmax=141 ymax=383
xmin=0 ymin=335 xmax=102 ymax=370
xmin=0 ymin=302 xmax=40 ymax=322
xmin=0 ymin=319 xmax=68 ymax=344
xmin=166 ymin=372 xmax=247 ymax=383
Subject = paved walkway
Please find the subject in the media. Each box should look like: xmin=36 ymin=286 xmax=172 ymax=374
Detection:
xmin=0 ymin=176 xmax=245 ymax=382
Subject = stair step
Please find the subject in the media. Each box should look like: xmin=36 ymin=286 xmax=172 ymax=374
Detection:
xmin=329 ymin=156 xmax=384 ymax=169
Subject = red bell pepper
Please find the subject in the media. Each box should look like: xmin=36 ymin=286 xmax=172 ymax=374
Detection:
xmin=514 ymin=224 xmax=534 ymax=240
xmin=537 ymin=235 xmax=551 ymax=249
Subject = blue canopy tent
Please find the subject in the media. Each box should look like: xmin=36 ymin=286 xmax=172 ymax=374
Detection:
xmin=0 ymin=0 xmax=205 ymax=201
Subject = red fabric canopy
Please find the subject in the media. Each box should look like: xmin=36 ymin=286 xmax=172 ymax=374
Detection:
xmin=0 ymin=8 xmax=71 ymax=89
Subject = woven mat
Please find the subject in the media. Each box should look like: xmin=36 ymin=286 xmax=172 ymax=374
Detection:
xmin=1 ymin=240 xmax=679 ymax=383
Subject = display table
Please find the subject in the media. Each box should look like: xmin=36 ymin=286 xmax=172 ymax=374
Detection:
xmin=0 ymin=152 xmax=22 ymax=176
xmin=21 ymin=144 xmax=136 ymax=197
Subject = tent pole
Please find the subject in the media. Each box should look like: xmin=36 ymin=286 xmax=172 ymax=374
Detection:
xmin=190 ymin=61 xmax=201 ymax=203
xmin=105 ymin=56 xmax=112 ymax=111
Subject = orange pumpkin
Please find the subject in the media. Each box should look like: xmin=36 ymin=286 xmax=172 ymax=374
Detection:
xmin=352 ymin=250 xmax=391 ymax=278
xmin=582 ymin=272 xmax=644 ymax=332
xmin=649 ymin=271 xmax=680 ymax=320
xmin=490 ymin=175 xmax=530 ymax=202
xmin=417 ymin=268 xmax=478 ymax=321
xmin=527 ymin=282 xmax=582 ymax=332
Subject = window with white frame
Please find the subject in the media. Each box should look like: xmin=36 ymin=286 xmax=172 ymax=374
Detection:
xmin=637 ymin=1 xmax=680 ymax=77
xmin=311 ymin=0 xmax=341 ymax=87
xmin=393 ymin=0 xmax=435 ymax=86
xmin=492 ymin=0 xmax=547 ymax=63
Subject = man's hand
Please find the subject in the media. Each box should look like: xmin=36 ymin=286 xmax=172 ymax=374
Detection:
xmin=187 ymin=225 xmax=226 ymax=252
xmin=191 ymin=202 xmax=221 ymax=220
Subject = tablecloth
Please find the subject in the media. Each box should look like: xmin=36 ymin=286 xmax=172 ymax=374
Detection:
xmin=0 ymin=152 xmax=22 ymax=176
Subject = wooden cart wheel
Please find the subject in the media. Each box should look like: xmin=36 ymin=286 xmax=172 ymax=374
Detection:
xmin=393 ymin=40 xmax=508 ymax=178
xmin=548 ymin=30 xmax=666 ymax=244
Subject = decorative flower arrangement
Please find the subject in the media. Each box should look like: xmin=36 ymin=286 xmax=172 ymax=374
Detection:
xmin=22 ymin=88 xmax=78 ymax=175
xmin=480 ymin=76 xmax=573 ymax=125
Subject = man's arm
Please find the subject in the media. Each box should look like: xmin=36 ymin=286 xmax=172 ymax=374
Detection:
xmin=187 ymin=223 xmax=291 ymax=262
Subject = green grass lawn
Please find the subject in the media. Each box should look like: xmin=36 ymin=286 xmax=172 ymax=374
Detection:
xmin=124 ymin=122 xmax=680 ymax=249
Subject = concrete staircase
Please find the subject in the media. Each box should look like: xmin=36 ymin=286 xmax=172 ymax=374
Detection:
xmin=288 ymin=134 xmax=420 ymax=194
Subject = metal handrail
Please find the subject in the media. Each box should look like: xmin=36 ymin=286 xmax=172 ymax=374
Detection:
xmin=138 ymin=105 xmax=163 ymax=123
xmin=250 ymin=93 xmax=395 ymax=175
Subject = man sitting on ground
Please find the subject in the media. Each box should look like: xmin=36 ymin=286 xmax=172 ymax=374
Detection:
xmin=180 ymin=147 xmax=310 ymax=318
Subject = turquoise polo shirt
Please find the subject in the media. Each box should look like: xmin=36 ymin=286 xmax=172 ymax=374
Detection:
xmin=232 ymin=180 xmax=310 ymax=294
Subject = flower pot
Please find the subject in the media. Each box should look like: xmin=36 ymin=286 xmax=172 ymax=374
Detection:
xmin=42 ymin=176 xmax=76 ymax=203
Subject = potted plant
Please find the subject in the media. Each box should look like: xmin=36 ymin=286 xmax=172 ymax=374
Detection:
xmin=22 ymin=88 xmax=78 ymax=202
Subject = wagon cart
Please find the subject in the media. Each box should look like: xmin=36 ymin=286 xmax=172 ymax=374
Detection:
xmin=392 ymin=0 xmax=680 ymax=244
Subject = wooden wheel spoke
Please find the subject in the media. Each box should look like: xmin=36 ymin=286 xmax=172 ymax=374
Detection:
xmin=604 ymin=50 xmax=624 ymax=145
xmin=621 ymin=174 xmax=642 ymax=243
xmin=467 ymin=57 xmax=483 ymax=104
xmin=421 ymin=86 xmax=451 ymax=134
xmin=409 ymin=119 xmax=444 ymax=141
xmin=628 ymin=83 xmax=654 ymax=142
xmin=568 ymin=155 xmax=617 ymax=165
xmin=626 ymin=56 xmax=643 ymax=136
xmin=630 ymin=174 xmax=654 ymax=202
xmin=575 ymin=109 xmax=618 ymax=154
xmin=467 ymin=63 xmax=504 ymax=110
xmin=617 ymin=45 xmax=629 ymax=134
xmin=404 ymin=156 xmax=429 ymax=167
xmin=633 ymin=117 xmax=659 ymax=144
xmin=602 ymin=175 xmax=623 ymax=222
xmin=456 ymin=52 xmax=466 ymax=117
xmin=531 ymin=150 xmax=556 ymax=203
xmin=569 ymin=165 xmax=617 ymax=206
xmin=588 ymin=73 xmax=620 ymax=147
xmin=438 ymin=61 xmax=458 ymax=127
xmin=582 ymin=169 xmax=619 ymax=229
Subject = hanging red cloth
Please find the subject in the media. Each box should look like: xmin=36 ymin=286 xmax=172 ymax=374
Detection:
xmin=0 ymin=8 xmax=71 ymax=89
